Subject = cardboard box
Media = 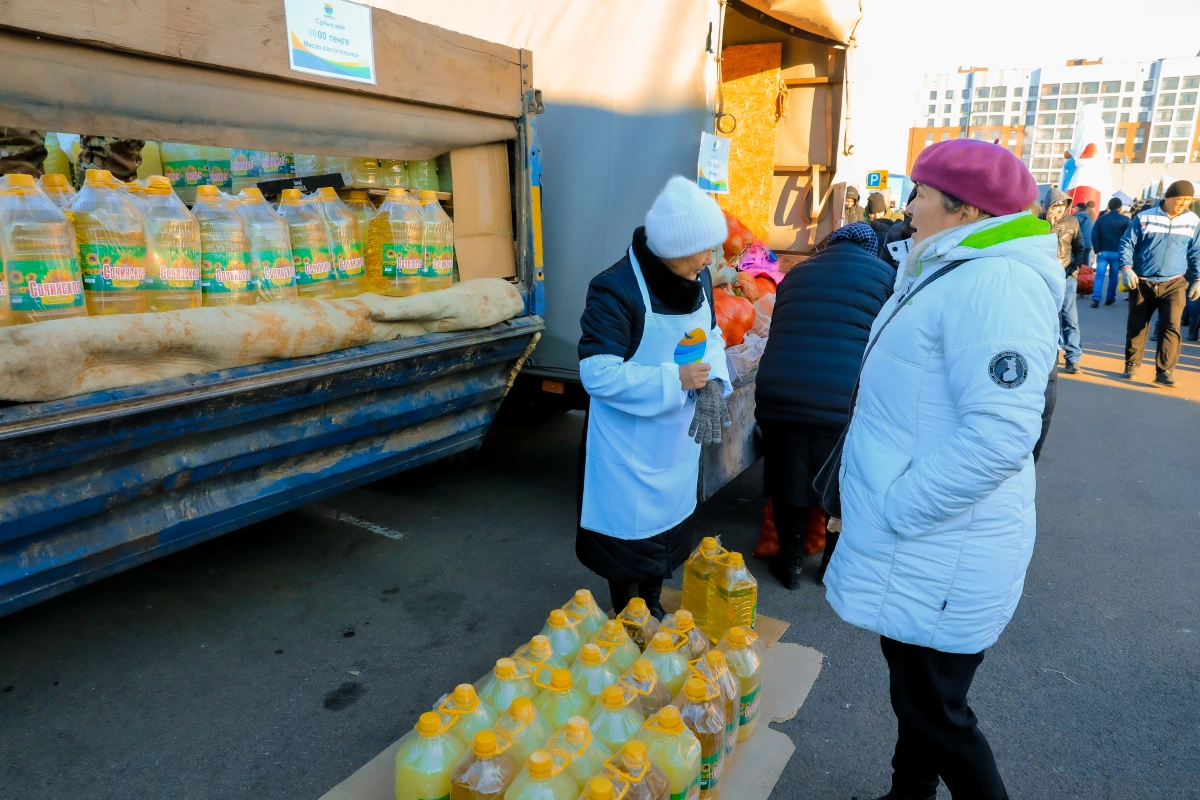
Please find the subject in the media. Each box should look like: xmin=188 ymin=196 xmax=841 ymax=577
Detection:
xmin=449 ymin=143 xmax=517 ymax=281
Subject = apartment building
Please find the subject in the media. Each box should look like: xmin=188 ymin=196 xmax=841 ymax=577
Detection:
xmin=907 ymin=56 xmax=1200 ymax=186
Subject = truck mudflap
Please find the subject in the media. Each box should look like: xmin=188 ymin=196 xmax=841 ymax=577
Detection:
xmin=0 ymin=317 xmax=542 ymax=618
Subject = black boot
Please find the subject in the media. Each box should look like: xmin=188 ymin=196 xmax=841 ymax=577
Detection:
xmin=637 ymin=578 xmax=666 ymax=620
xmin=767 ymin=502 xmax=804 ymax=590
xmin=816 ymin=528 xmax=840 ymax=587
xmin=608 ymin=581 xmax=638 ymax=616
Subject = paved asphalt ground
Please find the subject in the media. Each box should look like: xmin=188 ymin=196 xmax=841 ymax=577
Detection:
xmin=1 ymin=299 xmax=1197 ymax=799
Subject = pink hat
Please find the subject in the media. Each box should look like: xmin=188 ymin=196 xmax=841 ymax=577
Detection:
xmin=911 ymin=139 xmax=1038 ymax=217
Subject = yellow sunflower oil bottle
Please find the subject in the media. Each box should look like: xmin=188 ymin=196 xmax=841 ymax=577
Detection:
xmin=546 ymin=716 xmax=611 ymax=791
xmin=534 ymin=669 xmax=594 ymax=730
xmin=514 ymin=635 xmax=569 ymax=678
xmin=160 ymin=142 xmax=209 ymax=204
xmin=706 ymin=553 xmax=757 ymax=644
xmin=205 ymin=147 xmax=233 ymax=192
xmin=0 ymin=175 xmax=86 ymax=325
xmin=349 ymin=157 xmax=383 ymax=189
xmin=395 ymin=711 xmax=467 ymax=800
xmin=504 ymin=750 xmax=576 ymax=800
xmin=365 ymin=187 xmax=422 ymax=296
xmin=693 ymin=652 xmax=739 ymax=758
xmin=662 ymin=611 xmax=709 ymax=661
xmin=590 ymin=620 xmax=641 ymax=675
xmin=715 ymin=627 xmax=764 ymax=742
xmin=563 ymin=589 xmax=609 ymax=640
xmin=570 ymin=644 xmax=620 ymax=702
xmin=638 ymin=706 xmax=701 ymax=800
xmin=492 ymin=697 xmax=554 ymax=766
xmin=449 ymin=729 xmax=518 ymax=800
xmin=540 ymin=610 xmax=585 ymax=666
xmin=312 ymin=186 xmax=364 ymax=297
xmin=682 ymin=538 xmax=724 ymax=640
xmin=382 ymin=160 xmax=410 ymax=189
xmin=345 ymin=190 xmax=375 ymax=246
xmin=228 ymin=150 xmax=295 ymax=194
xmin=417 ymin=190 xmax=454 ymax=293
xmin=276 ymin=188 xmax=336 ymax=300
xmin=673 ymin=677 xmax=725 ymax=799
xmin=38 ymin=173 xmax=76 ymax=209
xmin=600 ymin=740 xmax=669 ymax=800
xmin=192 ymin=185 xmax=254 ymax=307
xmin=408 ymin=158 xmax=439 ymax=192
xmin=618 ymin=659 xmax=672 ymax=719
xmin=587 ymin=685 xmax=645 ymax=753
xmin=42 ymin=133 xmax=72 ymax=179
xmin=581 ymin=777 xmax=621 ymax=800
xmin=142 ymin=176 xmax=201 ymax=312
xmin=438 ymin=684 xmax=499 ymax=749
xmin=136 ymin=140 xmax=164 ymax=182
xmin=238 ymin=187 xmax=297 ymax=303
xmin=63 ymin=169 xmax=147 ymax=315
xmin=477 ymin=657 xmax=537 ymax=714
xmin=617 ymin=598 xmax=660 ymax=652
xmin=643 ymin=633 xmax=690 ymax=698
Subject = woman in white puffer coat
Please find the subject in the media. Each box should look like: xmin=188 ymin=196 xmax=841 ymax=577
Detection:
xmin=823 ymin=140 xmax=1063 ymax=800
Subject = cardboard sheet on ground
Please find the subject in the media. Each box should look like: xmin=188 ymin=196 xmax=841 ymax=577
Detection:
xmin=320 ymin=599 xmax=822 ymax=800
xmin=0 ymin=278 xmax=524 ymax=402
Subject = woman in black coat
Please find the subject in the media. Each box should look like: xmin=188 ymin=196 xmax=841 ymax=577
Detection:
xmin=754 ymin=222 xmax=895 ymax=588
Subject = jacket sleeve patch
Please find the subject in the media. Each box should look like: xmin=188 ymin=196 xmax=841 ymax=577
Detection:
xmin=988 ymin=351 xmax=1029 ymax=388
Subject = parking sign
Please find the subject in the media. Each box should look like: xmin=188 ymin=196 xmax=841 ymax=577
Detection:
xmin=866 ymin=170 xmax=888 ymax=190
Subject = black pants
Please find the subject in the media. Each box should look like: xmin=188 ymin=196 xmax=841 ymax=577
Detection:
xmin=1126 ymin=276 xmax=1187 ymax=376
xmin=881 ymin=637 xmax=1008 ymax=800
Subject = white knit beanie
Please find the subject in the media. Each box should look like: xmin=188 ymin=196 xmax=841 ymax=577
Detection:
xmin=644 ymin=176 xmax=729 ymax=259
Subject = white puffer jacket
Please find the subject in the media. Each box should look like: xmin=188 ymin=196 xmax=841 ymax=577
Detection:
xmin=824 ymin=213 xmax=1065 ymax=654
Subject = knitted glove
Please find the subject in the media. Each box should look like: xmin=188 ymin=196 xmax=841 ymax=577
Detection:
xmin=1189 ymin=281 xmax=1200 ymax=302
xmin=689 ymin=380 xmax=731 ymax=445
xmin=1121 ymin=267 xmax=1139 ymax=291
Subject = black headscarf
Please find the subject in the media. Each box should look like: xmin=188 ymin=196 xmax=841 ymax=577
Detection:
xmin=631 ymin=227 xmax=703 ymax=314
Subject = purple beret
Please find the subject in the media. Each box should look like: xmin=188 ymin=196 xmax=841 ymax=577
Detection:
xmin=911 ymin=139 xmax=1038 ymax=217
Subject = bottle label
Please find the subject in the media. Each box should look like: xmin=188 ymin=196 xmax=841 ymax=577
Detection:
xmin=208 ymin=163 xmax=232 ymax=189
xmin=165 ymin=159 xmax=209 ymax=188
xmin=739 ymin=684 xmax=761 ymax=727
xmin=699 ymin=750 xmax=721 ymax=792
xmin=146 ymin=247 xmax=201 ymax=291
xmin=421 ymin=243 xmax=453 ymax=278
xmin=671 ymin=773 xmax=701 ymax=800
xmin=252 ymin=249 xmax=297 ymax=289
xmin=722 ymin=586 xmax=757 ymax=630
xmin=381 ymin=242 xmax=421 ymax=278
xmin=333 ymin=240 xmax=366 ymax=279
xmin=230 ymin=150 xmax=294 ymax=178
xmin=6 ymin=257 xmax=85 ymax=311
xmin=79 ymin=243 xmax=148 ymax=292
xmin=201 ymin=251 xmax=253 ymax=293
xmin=292 ymin=246 xmax=334 ymax=285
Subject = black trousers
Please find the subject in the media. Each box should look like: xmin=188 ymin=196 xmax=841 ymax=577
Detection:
xmin=881 ymin=637 xmax=1009 ymax=800
xmin=1126 ymin=276 xmax=1187 ymax=376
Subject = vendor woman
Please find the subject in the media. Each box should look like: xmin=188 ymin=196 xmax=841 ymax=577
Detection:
xmin=576 ymin=176 xmax=733 ymax=618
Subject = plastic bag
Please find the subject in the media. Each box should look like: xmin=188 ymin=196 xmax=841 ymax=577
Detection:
xmin=749 ymin=294 xmax=774 ymax=339
xmin=725 ymin=332 xmax=765 ymax=382
xmin=802 ymin=507 xmax=828 ymax=557
xmin=1076 ymin=264 xmax=1095 ymax=295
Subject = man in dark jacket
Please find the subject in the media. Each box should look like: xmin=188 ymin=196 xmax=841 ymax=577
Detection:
xmin=755 ymin=222 xmax=894 ymax=588
xmin=1074 ymin=201 xmax=1096 ymax=267
xmin=866 ymin=191 xmax=895 ymax=261
xmin=1044 ymin=188 xmax=1086 ymax=373
xmin=843 ymin=185 xmax=865 ymax=225
xmin=1090 ymin=197 xmax=1130 ymax=307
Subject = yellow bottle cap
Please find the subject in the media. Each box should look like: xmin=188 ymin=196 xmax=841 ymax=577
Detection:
xmin=650 ymin=632 xmax=674 ymax=653
xmin=727 ymin=552 xmax=745 ymax=568
xmin=699 ymin=537 xmax=721 ymax=555
xmin=579 ymin=644 xmax=603 ymax=666
xmin=472 ymin=729 xmax=498 ymax=757
xmin=705 ymin=650 xmax=727 ymax=668
xmin=494 ymin=658 xmax=518 ymax=679
xmin=240 ymin=187 xmax=264 ymax=200
xmin=684 ymin=676 xmax=709 ymax=702
xmin=416 ymin=711 xmax=442 ymax=736
xmin=528 ymin=750 xmax=553 ymax=779
xmin=548 ymin=609 xmax=570 ymax=629
xmin=350 ymin=190 xmax=368 ymax=201
xmin=673 ymin=610 xmax=695 ymax=632
xmin=574 ymin=589 xmax=595 ymax=606
xmin=280 ymin=188 xmax=302 ymax=201
xmin=627 ymin=598 xmax=648 ymax=616
xmin=727 ymin=626 xmax=749 ymax=648
xmin=85 ymin=168 xmax=112 ymax=183
xmin=316 ymin=186 xmax=336 ymax=198
xmin=600 ymin=685 xmax=625 ymax=710
xmin=147 ymin=175 xmax=172 ymax=190
xmin=387 ymin=187 xmax=406 ymax=200
xmin=586 ymin=777 xmax=615 ymax=800
xmin=452 ymin=683 xmax=479 ymax=708
xmin=550 ymin=669 xmax=572 ymax=691
xmin=196 ymin=185 xmax=219 ymax=198
xmin=40 ymin=174 xmax=68 ymax=188
xmin=419 ymin=189 xmax=437 ymax=200
xmin=602 ymin=620 xmax=624 ymax=638
xmin=621 ymin=740 xmax=648 ymax=769
xmin=6 ymin=174 xmax=35 ymax=188
xmin=631 ymin=659 xmax=655 ymax=682
xmin=656 ymin=706 xmax=686 ymax=734
xmin=510 ymin=697 xmax=534 ymax=721
xmin=529 ymin=635 xmax=553 ymax=660
xmin=565 ymin=716 xmax=590 ymax=744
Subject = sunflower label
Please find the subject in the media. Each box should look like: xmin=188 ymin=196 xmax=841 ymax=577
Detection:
xmin=7 ymin=257 xmax=85 ymax=311
xmin=381 ymin=241 xmax=421 ymax=278
xmin=252 ymin=249 xmax=297 ymax=289
xmin=333 ymin=239 xmax=366 ymax=279
xmin=201 ymin=251 xmax=252 ymax=292
xmin=79 ymin=243 xmax=148 ymax=291
xmin=147 ymin=247 xmax=201 ymax=291
xmin=292 ymin=245 xmax=334 ymax=285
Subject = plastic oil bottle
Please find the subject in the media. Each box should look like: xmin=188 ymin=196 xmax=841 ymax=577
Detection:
xmin=43 ymin=133 xmax=72 ymax=178
xmin=504 ymin=750 xmax=576 ymax=800
xmin=0 ymin=174 xmax=87 ymax=325
xmin=617 ymin=598 xmax=661 ymax=652
xmin=715 ymin=627 xmax=764 ymax=742
xmin=192 ymin=185 xmax=254 ymax=306
xmin=477 ymin=657 xmax=537 ymax=714
xmin=491 ymin=697 xmax=554 ymax=766
xmin=38 ymin=173 xmax=76 ymax=209
xmin=682 ymin=538 xmax=724 ymax=640
xmin=450 ymin=729 xmax=518 ymax=800
xmin=694 ymin=652 xmax=739 ymax=759
xmin=276 ymin=188 xmax=336 ymax=300
xmin=237 ymin=188 xmax=297 ymax=303
xmin=707 ymin=553 xmax=757 ymax=644
xmin=312 ymin=187 xmax=365 ymax=297
xmin=570 ymin=644 xmax=620 ymax=702
xmin=674 ymin=677 xmax=725 ymax=799
xmin=206 ymin=146 xmax=233 ymax=192
xmin=514 ymin=635 xmax=569 ymax=678
xmin=381 ymin=160 xmax=410 ymax=189
xmin=662 ymin=610 xmax=709 ymax=661
xmin=344 ymin=190 xmax=375 ymax=247
xmin=137 ymin=141 xmax=164 ymax=182
xmin=534 ymin=669 xmax=594 ymax=730
xmin=540 ymin=610 xmax=585 ymax=666
xmin=418 ymin=190 xmax=454 ymax=292
xmin=563 ymin=589 xmax=609 ymax=640
xmin=439 ymin=683 xmax=500 ymax=749
xmin=349 ymin=158 xmax=383 ymax=189
xmin=590 ymin=620 xmax=642 ymax=676
xmin=63 ymin=168 xmax=148 ymax=315
xmin=395 ymin=711 xmax=467 ymax=800
xmin=365 ymin=187 xmax=422 ymax=296
xmin=142 ymin=175 xmax=202 ymax=312
xmin=600 ymin=740 xmax=670 ymax=800
xmin=160 ymin=142 xmax=209 ymax=204
xmin=408 ymin=158 xmax=439 ymax=192
xmin=581 ymin=778 xmax=620 ymax=800
xmin=587 ymin=685 xmax=645 ymax=753
xmin=643 ymin=633 xmax=690 ymax=698
xmin=618 ymin=659 xmax=672 ymax=719
xmin=638 ymin=706 xmax=702 ymax=800
xmin=546 ymin=716 xmax=611 ymax=791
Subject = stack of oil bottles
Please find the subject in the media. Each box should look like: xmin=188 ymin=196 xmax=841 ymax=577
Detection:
xmin=395 ymin=542 xmax=765 ymax=800
xmin=0 ymin=155 xmax=454 ymax=329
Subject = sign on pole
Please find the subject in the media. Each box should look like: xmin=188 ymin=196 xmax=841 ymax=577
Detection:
xmin=698 ymin=132 xmax=732 ymax=194
xmin=284 ymin=0 xmax=377 ymax=85
xmin=866 ymin=170 xmax=889 ymax=191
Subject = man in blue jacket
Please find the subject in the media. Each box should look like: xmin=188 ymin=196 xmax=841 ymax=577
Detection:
xmin=1119 ymin=180 xmax=1200 ymax=386
xmin=1090 ymin=197 xmax=1130 ymax=307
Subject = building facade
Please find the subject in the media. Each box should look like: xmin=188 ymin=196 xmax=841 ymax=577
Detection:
xmin=907 ymin=56 xmax=1200 ymax=186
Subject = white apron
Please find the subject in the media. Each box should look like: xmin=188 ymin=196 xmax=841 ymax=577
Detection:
xmin=581 ymin=249 xmax=715 ymax=539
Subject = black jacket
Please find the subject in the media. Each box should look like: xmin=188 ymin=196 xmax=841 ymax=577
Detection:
xmin=579 ymin=227 xmax=715 ymax=362
xmin=868 ymin=217 xmax=895 ymax=261
xmin=755 ymin=239 xmax=894 ymax=428
xmin=1050 ymin=214 xmax=1086 ymax=276
xmin=1091 ymin=209 xmax=1131 ymax=253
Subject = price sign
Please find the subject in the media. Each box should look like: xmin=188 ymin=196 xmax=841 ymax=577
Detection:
xmin=284 ymin=0 xmax=376 ymax=85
